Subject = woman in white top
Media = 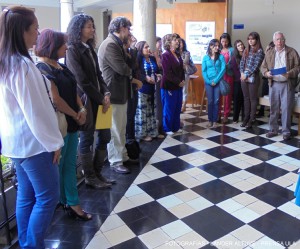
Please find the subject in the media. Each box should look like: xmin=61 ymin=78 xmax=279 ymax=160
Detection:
xmin=0 ymin=6 xmax=63 ymax=249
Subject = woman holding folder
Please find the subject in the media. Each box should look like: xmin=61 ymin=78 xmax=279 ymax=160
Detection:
xmin=66 ymin=14 xmax=115 ymax=189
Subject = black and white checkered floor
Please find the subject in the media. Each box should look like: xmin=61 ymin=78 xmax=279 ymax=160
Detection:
xmin=84 ymin=106 xmax=300 ymax=249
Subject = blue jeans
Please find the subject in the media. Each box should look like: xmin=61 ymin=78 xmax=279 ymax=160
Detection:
xmin=79 ymin=128 xmax=111 ymax=154
xmin=59 ymin=132 xmax=79 ymax=206
xmin=205 ymin=83 xmax=220 ymax=122
xmin=12 ymin=152 xmax=59 ymax=249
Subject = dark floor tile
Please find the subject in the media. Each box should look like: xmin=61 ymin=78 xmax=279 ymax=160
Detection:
xmin=242 ymin=126 xmax=268 ymax=136
xmin=163 ymin=144 xmax=199 ymax=157
xmin=212 ymin=126 xmax=238 ymax=134
xmin=192 ymin=179 xmax=242 ymax=204
xmin=199 ymin=160 xmax=240 ymax=178
xmin=117 ymin=207 xmax=145 ymax=224
xmin=184 ymin=116 xmax=207 ymax=124
xmin=152 ymin=158 xmax=194 ymax=175
xmin=246 ymin=162 xmax=289 ymax=181
xmin=111 ymin=237 xmax=148 ymax=249
xmin=243 ymin=136 xmax=275 ymax=146
xmin=182 ymin=124 xmax=205 ymax=132
xmin=286 ymin=149 xmax=300 ymax=160
xmin=182 ymin=206 xmax=244 ymax=241
xmin=137 ymin=201 xmax=177 ymax=227
xmin=125 ymin=216 xmax=158 ymax=236
xmin=172 ymin=133 xmax=203 ymax=143
xmin=245 ymin=148 xmax=281 ymax=161
xmin=203 ymin=146 xmax=239 ymax=159
xmin=138 ymin=176 xmax=187 ymax=199
xmin=249 ymin=209 xmax=300 ymax=245
xmin=247 ymin=182 xmax=294 ymax=207
xmin=207 ymin=135 xmax=239 ymax=145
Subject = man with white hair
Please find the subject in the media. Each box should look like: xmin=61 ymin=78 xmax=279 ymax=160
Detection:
xmin=261 ymin=31 xmax=300 ymax=140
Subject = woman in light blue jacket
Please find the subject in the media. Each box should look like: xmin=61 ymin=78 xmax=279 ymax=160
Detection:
xmin=202 ymin=39 xmax=226 ymax=128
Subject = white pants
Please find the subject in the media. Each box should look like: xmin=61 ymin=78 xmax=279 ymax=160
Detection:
xmin=107 ymin=103 xmax=129 ymax=166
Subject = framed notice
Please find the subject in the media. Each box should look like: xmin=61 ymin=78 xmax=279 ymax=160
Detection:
xmin=186 ymin=21 xmax=215 ymax=64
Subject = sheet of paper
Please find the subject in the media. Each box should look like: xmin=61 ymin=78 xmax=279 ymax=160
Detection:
xmin=270 ymin=67 xmax=287 ymax=75
xmin=95 ymin=105 xmax=112 ymax=129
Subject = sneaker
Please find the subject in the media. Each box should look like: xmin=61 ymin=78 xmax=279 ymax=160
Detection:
xmin=176 ymin=129 xmax=183 ymax=133
xmin=166 ymin=131 xmax=174 ymax=135
xmin=266 ymin=131 xmax=278 ymax=138
xmin=212 ymin=122 xmax=218 ymax=128
xmin=207 ymin=122 xmax=213 ymax=128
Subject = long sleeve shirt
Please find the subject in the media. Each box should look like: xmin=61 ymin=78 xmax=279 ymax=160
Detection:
xmin=0 ymin=56 xmax=64 ymax=158
xmin=202 ymin=54 xmax=226 ymax=85
xmin=240 ymin=48 xmax=264 ymax=77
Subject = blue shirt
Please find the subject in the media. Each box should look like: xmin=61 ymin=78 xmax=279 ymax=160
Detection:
xmin=202 ymin=54 xmax=226 ymax=85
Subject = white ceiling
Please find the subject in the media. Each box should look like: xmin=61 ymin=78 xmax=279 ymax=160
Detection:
xmin=0 ymin=0 xmax=133 ymax=9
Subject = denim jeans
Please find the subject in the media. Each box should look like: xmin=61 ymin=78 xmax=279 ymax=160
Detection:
xmin=79 ymin=128 xmax=111 ymax=154
xmin=205 ymin=83 xmax=220 ymax=122
xmin=12 ymin=152 xmax=59 ymax=249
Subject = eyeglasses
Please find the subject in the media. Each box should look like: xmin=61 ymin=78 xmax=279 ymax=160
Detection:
xmin=275 ymin=38 xmax=285 ymax=42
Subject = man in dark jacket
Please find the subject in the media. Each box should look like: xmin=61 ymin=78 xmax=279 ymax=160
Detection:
xmin=98 ymin=16 xmax=140 ymax=174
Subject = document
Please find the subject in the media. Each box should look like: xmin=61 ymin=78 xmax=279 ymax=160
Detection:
xmin=270 ymin=67 xmax=287 ymax=75
xmin=95 ymin=105 xmax=112 ymax=129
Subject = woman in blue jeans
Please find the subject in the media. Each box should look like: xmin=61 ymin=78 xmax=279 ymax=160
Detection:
xmin=202 ymin=39 xmax=226 ymax=128
xmin=0 ymin=6 xmax=64 ymax=248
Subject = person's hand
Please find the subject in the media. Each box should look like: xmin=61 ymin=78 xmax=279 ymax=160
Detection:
xmin=53 ymin=149 xmax=61 ymax=164
xmin=132 ymin=78 xmax=143 ymax=89
xmin=265 ymin=71 xmax=273 ymax=79
xmin=102 ymin=95 xmax=111 ymax=113
xmin=146 ymin=76 xmax=155 ymax=84
xmin=76 ymin=111 xmax=86 ymax=125
xmin=240 ymin=73 xmax=247 ymax=82
xmin=179 ymin=80 xmax=185 ymax=87
xmin=156 ymin=74 xmax=162 ymax=82
xmin=211 ymin=81 xmax=216 ymax=86
xmin=130 ymin=35 xmax=137 ymax=49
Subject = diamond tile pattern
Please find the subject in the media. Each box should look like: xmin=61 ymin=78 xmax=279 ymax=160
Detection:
xmin=43 ymin=106 xmax=300 ymax=249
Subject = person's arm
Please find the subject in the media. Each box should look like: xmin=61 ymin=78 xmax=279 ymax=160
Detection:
xmin=201 ymin=55 xmax=211 ymax=84
xmin=214 ymin=55 xmax=226 ymax=84
xmin=12 ymin=62 xmax=63 ymax=153
xmin=66 ymin=45 xmax=104 ymax=105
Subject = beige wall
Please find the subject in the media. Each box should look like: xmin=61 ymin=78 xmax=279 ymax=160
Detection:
xmin=230 ymin=0 xmax=300 ymax=52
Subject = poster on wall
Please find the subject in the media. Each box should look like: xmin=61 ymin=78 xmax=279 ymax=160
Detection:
xmin=186 ymin=21 xmax=215 ymax=64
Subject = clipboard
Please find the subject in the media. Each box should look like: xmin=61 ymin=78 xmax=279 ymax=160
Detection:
xmin=270 ymin=67 xmax=287 ymax=75
xmin=95 ymin=105 xmax=112 ymax=129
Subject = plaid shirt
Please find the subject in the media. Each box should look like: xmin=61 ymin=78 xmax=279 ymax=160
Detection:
xmin=240 ymin=48 xmax=264 ymax=77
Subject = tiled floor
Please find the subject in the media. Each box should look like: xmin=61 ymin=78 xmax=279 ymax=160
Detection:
xmin=14 ymin=106 xmax=300 ymax=249
xmin=85 ymin=106 xmax=300 ymax=249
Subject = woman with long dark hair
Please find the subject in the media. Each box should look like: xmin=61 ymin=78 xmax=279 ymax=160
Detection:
xmin=240 ymin=32 xmax=265 ymax=128
xmin=135 ymin=41 xmax=161 ymax=141
xmin=202 ymin=39 xmax=226 ymax=128
xmin=232 ymin=39 xmax=245 ymax=123
xmin=0 ymin=6 xmax=63 ymax=248
xmin=66 ymin=14 xmax=115 ymax=187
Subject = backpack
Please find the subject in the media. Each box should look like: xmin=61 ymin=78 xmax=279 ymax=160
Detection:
xmin=125 ymin=140 xmax=141 ymax=160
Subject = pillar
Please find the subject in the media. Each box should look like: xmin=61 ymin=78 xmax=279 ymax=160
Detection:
xmin=133 ymin=0 xmax=156 ymax=51
xmin=60 ymin=0 xmax=74 ymax=32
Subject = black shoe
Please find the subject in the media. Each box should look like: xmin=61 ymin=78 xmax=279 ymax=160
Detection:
xmin=112 ymin=164 xmax=130 ymax=174
xmin=65 ymin=205 xmax=92 ymax=221
xmin=97 ymin=174 xmax=116 ymax=184
xmin=85 ymin=176 xmax=112 ymax=189
xmin=245 ymin=123 xmax=252 ymax=129
xmin=283 ymin=134 xmax=291 ymax=141
xmin=123 ymin=158 xmax=139 ymax=166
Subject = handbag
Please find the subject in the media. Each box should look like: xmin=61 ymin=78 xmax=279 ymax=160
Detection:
xmin=219 ymin=79 xmax=231 ymax=96
xmin=42 ymin=75 xmax=68 ymax=137
xmin=185 ymin=56 xmax=198 ymax=75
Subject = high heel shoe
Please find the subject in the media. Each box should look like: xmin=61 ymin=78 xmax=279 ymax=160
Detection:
xmin=64 ymin=205 xmax=92 ymax=221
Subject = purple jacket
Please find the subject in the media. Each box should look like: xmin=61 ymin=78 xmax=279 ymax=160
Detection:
xmin=161 ymin=50 xmax=185 ymax=90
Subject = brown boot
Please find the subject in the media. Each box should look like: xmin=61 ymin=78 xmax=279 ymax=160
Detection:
xmin=80 ymin=152 xmax=111 ymax=189
xmin=94 ymin=149 xmax=116 ymax=184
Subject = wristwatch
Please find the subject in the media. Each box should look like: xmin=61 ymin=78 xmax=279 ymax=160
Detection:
xmin=129 ymin=75 xmax=133 ymax=81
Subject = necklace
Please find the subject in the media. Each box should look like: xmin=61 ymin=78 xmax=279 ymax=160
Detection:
xmin=143 ymin=57 xmax=155 ymax=80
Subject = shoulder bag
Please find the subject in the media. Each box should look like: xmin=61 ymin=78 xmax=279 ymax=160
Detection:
xmin=185 ymin=56 xmax=198 ymax=75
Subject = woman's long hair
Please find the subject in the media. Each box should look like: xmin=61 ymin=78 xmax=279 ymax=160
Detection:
xmin=0 ymin=6 xmax=36 ymax=78
xmin=243 ymin=31 xmax=263 ymax=58
xmin=67 ymin=14 xmax=96 ymax=48
xmin=219 ymin=33 xmax=232 ymax=49
xmin=233 ymin=39 xmax=244 ymax=66
xmin=206 ymin=39 xmax=220 ymax=61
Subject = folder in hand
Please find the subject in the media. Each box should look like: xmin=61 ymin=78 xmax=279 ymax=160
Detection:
xmin=95 ymin=105 xmax=112 ymax=129
xmin=270 ymin=67 xmax=287 ymax=75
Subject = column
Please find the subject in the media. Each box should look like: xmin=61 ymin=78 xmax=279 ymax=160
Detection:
xmin=133 ymin=0 xmax=156 ymax=51
xmin=60 ymin=0 xmax=74 ymax=32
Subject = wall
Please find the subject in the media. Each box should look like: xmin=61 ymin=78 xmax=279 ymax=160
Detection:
xmin=230 ymin=0 xmax=300 ymax=52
